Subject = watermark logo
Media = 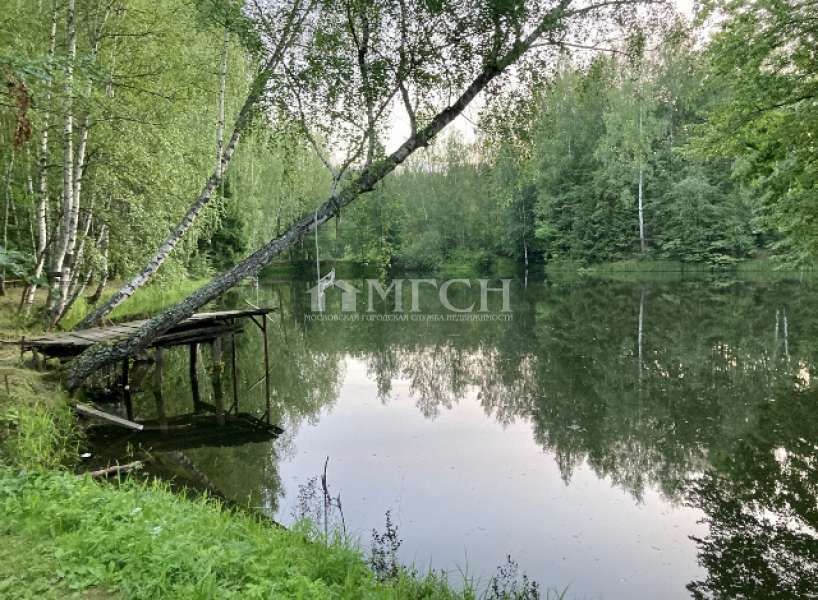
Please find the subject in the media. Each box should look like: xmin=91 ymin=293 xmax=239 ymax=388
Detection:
xmin=306 ymin=278 xmax=513 ymax=322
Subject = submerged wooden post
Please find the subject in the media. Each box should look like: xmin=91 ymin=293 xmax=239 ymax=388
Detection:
xmin=262 ymin=316 xmax=271 ymax=424
xmin=190 ymin=343 xmax=201 ymax=413
xmin=31 ymin=345 xmax=41 ymax=371
xmin=154 ymin=347 xmax=168 ymax=433
xmin=211 ymin=337 xmax=225 ymax=426
xmin=230 ymin=331 xmax=238 ymax=414
xmin=122 ymin=358 xmax=133 ymax=421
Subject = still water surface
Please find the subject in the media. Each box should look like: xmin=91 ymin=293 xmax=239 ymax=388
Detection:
xmin=127 ymin=273 xmax=818 ymax=599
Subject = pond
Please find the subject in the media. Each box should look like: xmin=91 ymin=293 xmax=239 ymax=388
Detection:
xmin=116 ymin=272 xmax=818 ymax=599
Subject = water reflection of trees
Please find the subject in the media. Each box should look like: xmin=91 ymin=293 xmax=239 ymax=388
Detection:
xmin=295 ymin=278 xmax=817 ymax=498
xmin=685 ymin=387 xmax=818 ymax=599
xmin=173 ymin=276 xmax=816 ymax=593
xmin=284 ymin=276 xmax=817 ymax=597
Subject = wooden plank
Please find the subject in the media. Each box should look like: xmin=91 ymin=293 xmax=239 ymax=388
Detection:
xmin=154 ymin=323 xmax=243 ymax=347
xmin=70 ymin=333 xmax=113 ymax=343
xmin=23 ymin=310 xmax=272 ymax=355
xmin=74 ymin=403 xmax=143 ymax=431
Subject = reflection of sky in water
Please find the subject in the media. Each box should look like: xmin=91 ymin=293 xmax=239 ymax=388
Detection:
xmin=276 ymin=356 xmax=706 ymax=600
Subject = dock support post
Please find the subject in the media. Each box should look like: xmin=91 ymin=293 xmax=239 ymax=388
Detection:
xmin=190 ymin=343 xmax=201 ymax=413
xmin=122 ymin=358 xmax=133 ymax=421
xmin=262 ymin=316 xmax=271 ymax=424
xmin=230 ymin=332 xmax=238 ymax=415
xmin=211 ymin=337 xmax=225 ymax=425
xmin=154 ymin=347 xmax=167 ymax=433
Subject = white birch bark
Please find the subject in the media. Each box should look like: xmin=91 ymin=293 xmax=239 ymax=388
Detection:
xmin=47 ymin=0 xmax=76 ymax=323
xmin=51 ymin=5 xmax=113 ymax=324
xmin=0 ymin=151 xmax=14 ymax=296
xmin=637 ymin=103 xmax=646 ymax=253
xmin=638 ymin=164 xmax=645 ymax=252
xmin=216 ymin=30 xmax=229 ymax=177
xmin=53 ymin=112 xmax=89 ymax=321
xmin=22 ymin=0 xmax=59 ymax=313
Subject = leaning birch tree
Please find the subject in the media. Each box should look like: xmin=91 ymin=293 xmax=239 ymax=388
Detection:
xmin=73 ymin=0 xmax=316 ymax=330
xmin=67 ymin=0 xmax=663 ymax=388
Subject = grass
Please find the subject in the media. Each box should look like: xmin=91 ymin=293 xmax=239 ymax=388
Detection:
xmin=0 ymin=468 xmax=503 ymax=599
xmin=542 ymin=257 xmax=818 ymax=283
xmin=0 ymin=382 xmax=81 ymax=470
xmin=60 ymin=278 xmax=210 ymax=330
xmin=0 ymin=291 xmax=83 ymax=470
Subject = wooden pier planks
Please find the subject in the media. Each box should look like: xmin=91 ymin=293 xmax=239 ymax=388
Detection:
xmin=74 ymin=403 xmax=144 ymax=430
xmin=21 ymin=308 xmax=274 ymax=358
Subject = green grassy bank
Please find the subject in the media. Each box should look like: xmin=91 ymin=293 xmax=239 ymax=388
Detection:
xmin=0 ymin=468 xmax=482 ymax=599
xmin=542 ymin=257 xmax=818 ymax=283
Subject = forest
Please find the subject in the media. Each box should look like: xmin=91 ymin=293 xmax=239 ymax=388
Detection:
xmin=1 ymin=0 xmax=816 ymax=335
xmin=0 ymin=0 xmax=817 ymax=325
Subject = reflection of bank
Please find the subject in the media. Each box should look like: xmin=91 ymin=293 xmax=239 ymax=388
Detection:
xmin=307 ymin=278 xmax=359 ymax=312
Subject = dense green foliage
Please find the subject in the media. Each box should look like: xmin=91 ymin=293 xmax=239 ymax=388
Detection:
xmin=695 ymin=0 xmax=818 ymax=263
xmin=2 ymin=0 xmax=816 ymax=320
xmin=326 ymin=5 xmax=817 ymax=270
xmin=0 ymin=0 xmax=327 ymax=320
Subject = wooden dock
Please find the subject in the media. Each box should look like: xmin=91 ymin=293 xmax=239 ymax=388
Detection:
xmin=21 ymin=308 xmax=279 ymax=436
xmin=21 ymin=308 xmax=274 ymax=358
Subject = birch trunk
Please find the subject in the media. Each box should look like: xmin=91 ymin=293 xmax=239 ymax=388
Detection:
xmin=64 ymin=210 xmax=92 ymax=304
xmin=63 ymin=266 xmax=92 ymax=316
xmin=52 ymin=4 xmax=112 ymax=325
xmin=53 ymin=112 xmax=89 ymax=323
xmin=22 ymin=0 xmax=59 ymax=313
xmin=73 ymin=11 xmax=302 ymax=331
xmin=216 ymin=30 xmax=228 ymax=177
xmin=1 ymin=151 xmax=15 ymax=296
xmin=637 ymin=287 xmax=645 ymax=387
xmin=47 ymin=0 xmax=76 ymax=323
xmin=66 ymin=11 xmax=562 ymax=388
xmin=88 ymin=225 xmax=108 ymax=305
xmin=637 ymin=103 xmax=646 ymax=253
xmin=638 ymin=164 xmax=645 ymax=253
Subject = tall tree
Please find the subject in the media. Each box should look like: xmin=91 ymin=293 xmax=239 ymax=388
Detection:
xmin=19 ymin=0 xmax=58 ymax=313
xmin=695 ymin=0 xmax=818 ymax=263
xmin=67 ymin=0 xmax=659 ymax=388
xmin=46 ymin=0 xmax=78 ymax=323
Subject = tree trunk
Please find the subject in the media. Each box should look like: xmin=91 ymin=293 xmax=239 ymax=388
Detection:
xmin=1 ymin=151 xmax=14 ymax=296
xmin=216 ymin=30 xmax=228 ymax=177
xmin=66 ymin=13 xmax=561 ymax=389
xmin=53 ymin=112 xmax=89 ymax=323
xmin=22 ymin=0 xmax=59 ymax=313
xmin=521 ymin=196 xmax=529 ymax=267
xmin=63 ymin=266 xmax=92 ymax=316
xmin=637 ymin=287 xmax=645 ymax=386
xmin=47 ymin=0 xmax=77 ymax=323
xmin=637 ymin=103 xmax=646 ymax=253
xmin=88 ymin=225 xmax=108 ymax=305
xmin=63 ymin=209 xmax=93 ymax=309
xmin=73 ymin=2 xmax=308 ymax=330
xmin=51 ymin=4 xmax=113 ymax=325
xmin=638 ymin=164 xmax=645 ymax=253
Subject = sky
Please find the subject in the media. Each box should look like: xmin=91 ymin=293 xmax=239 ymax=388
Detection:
xmin=384 ymin=0 xmax=701 ymax=154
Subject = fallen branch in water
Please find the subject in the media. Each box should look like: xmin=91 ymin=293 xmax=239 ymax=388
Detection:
xmin=84 ymin=460 xmax=143 ymax=479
